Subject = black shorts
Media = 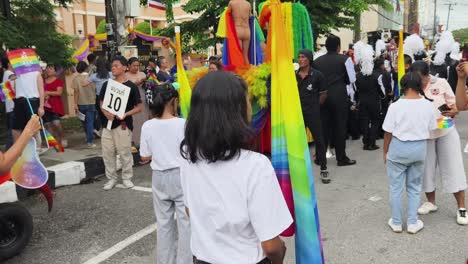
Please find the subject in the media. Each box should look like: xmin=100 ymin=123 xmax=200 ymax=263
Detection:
xmin=12 ymin=97 xmax=39 ymax=130
xmin=43 ymin=111 xmax=62 ymax=125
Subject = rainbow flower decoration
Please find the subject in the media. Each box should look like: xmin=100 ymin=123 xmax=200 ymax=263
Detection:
xmin=437 ymin=117 xmax=454 ymax=129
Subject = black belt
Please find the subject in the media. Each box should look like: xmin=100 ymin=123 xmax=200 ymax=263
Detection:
xmin=193 ymin=257 xmax=271 ymax=264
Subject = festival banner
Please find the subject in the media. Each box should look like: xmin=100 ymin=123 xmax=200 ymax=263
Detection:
xmin=7 ymin=49 xmax=41 ymax=76
xmin=72 ymin=39 xmax=90 ymax=62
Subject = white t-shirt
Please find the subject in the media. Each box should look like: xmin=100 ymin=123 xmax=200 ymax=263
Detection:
xmin=2 ymin=70 xmax=15 ymax=112
xmin=15 ymin=71 xmax=40 ymax=99
xmin=139 ymin=118 xmax=185 ymax=171
xmin=180 ymin=150 xmax=293 ymax=264
xmin=383 ymin=98 xmax=438 ymax=141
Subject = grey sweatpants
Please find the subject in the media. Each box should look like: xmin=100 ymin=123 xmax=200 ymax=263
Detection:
xmin=152 ymin=168 xmax=191 ymax=264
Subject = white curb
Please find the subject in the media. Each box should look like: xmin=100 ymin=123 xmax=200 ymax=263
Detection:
xmin=47 ymin=161 xmax=86 ymax=188
xmin=0 ymin=181 xmax=18 ymax=203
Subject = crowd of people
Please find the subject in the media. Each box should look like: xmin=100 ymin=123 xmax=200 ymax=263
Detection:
xmin=1 ymin=33 xmax=468 ymax=263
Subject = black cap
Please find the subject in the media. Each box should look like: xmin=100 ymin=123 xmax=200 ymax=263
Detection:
xmin=298 ymin=49 xmax=314 ymax=64
xmin=148 ymin=57 xmax=157 ymax=64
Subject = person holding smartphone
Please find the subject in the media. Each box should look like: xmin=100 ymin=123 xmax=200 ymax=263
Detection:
xmin=411 ymin=61 xmax=468 ymax=226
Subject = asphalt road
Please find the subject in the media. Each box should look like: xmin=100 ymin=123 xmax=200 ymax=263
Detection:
xmin=4 ymin=112 xmax=468 ymax=264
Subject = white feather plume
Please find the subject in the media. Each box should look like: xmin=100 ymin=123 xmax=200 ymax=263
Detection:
xmin=434 ymin=31 xmax=455 ymax=65
xmin=313 ymin=48 xmax=327 ymax=61
xmin=354 ymin=41 xmax=374 ymax=76
xmin=403 ymin=33 xmax=425 ymax=57
xmin=375 ymin=39 xmax=386 ymax=58
xmin=450 ymin=42 xmax=461 ymax=60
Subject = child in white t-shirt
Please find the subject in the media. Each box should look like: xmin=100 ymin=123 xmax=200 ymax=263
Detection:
xmin=139 ymin=84 xmax=191 ymax=264
xmin=180 ymin=72 xmax=293 ymax=264
xmin=383 ymin=72 xmax=438 ymax=234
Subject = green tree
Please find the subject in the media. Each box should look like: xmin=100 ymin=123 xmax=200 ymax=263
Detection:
xmin=453 ymin=28 xmax=468 ymax=43
xmin=0 ymin=0 xmax=75 ymax=67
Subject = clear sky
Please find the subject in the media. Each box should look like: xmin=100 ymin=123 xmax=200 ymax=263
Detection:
xmin=437 ymin=0 xmax=468 ymax=31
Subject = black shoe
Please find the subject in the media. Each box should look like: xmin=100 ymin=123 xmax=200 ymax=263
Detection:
xmin=367 ymin=145 xmax=380 ymax=151
xmin=337 ymin=159 xmax=357 ymax=166
xmin=320 ymin=170 xmax=331 ymax=184
xmin=363 ymin=145 xmax=369 ymax=150
xmin=351 ymin=136 xmax=360 ymax=140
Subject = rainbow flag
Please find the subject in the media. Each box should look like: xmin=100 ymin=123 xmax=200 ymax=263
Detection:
xmin=397 ymin=29 xmax=405 ymax=97
xmin=44 ymin=129 xmax=64 ymax=152
xmin=7 ymin=49 xmax=41 ymax=76
xmin=174 ymin=27 xmax=192 ymax=118
xmin=148 ymin=73 xmax=159 ymax=85
xmin=268 ymin=0 xmax=324 ymax=263
xmin=72 ymin=39 xmax=90 ymax=62
xmin=0 ymin=81 xmax=15 ymax=102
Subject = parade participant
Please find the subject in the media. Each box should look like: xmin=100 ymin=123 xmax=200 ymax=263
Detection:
xmin=139 ymin=84 xmax=191 ymax=264
xmin=144 ymin=57 xmax=159 ymax=77
xmin=296 ymin=49 xmax=330 ymax=184
xmin=180 ymin=72 xmax=291 ymax=264
xmin=87 ymin=53 xmax=97 ymax=75
xmin=376 ymin=59 xmax=393 ymax=139
xmin=73 ymin=61 xmax=96 ymax=148
xmin=208 ymin=60 xmax=222 ymax=72
xmin=383 ymin=72 xmax=438 ymax=234
xmin=355 ymin=58 xmax=384 ymax=151
xmin=99 ymin=56 xmax=142 ymax=190
xmin=314 ymin=35 xmax=357 ymax=166
xmin=411 ymin=61 xmax=468 ymax=225
xmin=12 ymin=65 xmax=44 ymax=146
xmin=126 ymin=57 xmax=148 ymax=150
xmin=43 ymin=64 xmax=66 ymax=147
xmin=404 ymin=54 xmax=413 ymax=73
xmin=0 ymin=115 xmax=41 ymax=174
xmin=85 ymin=58 xmax=113 ymax=135
xmin=228 ymin=0 xmax=251 ymax=64
xmin=455 ymin=62 xmax=468 ymax=110
xmin=1 ymin=56 xmax=15 ymax=150
xmin=156 ymin=56 xmax=172 ymax=83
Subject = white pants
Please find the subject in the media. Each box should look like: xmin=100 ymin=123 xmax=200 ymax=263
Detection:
xmin=423 ymin=128 xmax=468 ymax=193
xmin=152 ymin=168 xmax=191 ymax=264
xmin=101 ymin=128 xmax=134 ymax=181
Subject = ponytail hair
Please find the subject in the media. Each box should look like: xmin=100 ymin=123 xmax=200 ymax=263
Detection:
xmin=400 ymin=72 xmax=433 ymax=101
xmin=148 ymin=83 xmax=179 ymax=118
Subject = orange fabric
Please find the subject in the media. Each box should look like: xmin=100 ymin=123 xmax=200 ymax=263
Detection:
xmin=226 ymin=10 xmax=246 ymax=68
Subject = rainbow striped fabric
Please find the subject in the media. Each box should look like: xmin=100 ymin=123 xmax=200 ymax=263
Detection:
xmin=0 ymin=81 xmax=15 ymax=102
xmin=174 ymin=27 xmax=191 ymax=118
xmin=268 ymin=0 xmax=324 ymax=263
xmin=7 ymin=49 xmax=41 ymax=76
xmin=45 ymin=129 xmax=64 ymax=153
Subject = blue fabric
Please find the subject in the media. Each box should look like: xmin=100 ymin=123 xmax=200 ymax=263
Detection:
xmin=386 ymin=137 xmax=427 ymax=225
xmin=222 ymin=38 xmax=230 ymax=66
xmin=79 ymin=105 xmax=96 ymax=144
xmin=248 ymin=16 xmax=264 ymax=65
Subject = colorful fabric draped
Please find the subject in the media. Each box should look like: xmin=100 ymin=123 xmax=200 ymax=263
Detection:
xmin=72 ymin=39 xmax=90 ymax=62
xmin=175 ymin=28 xmax=192 ymax=118
xmin=397 ymin=30 xmax=405 ymax=97
xmin=249 ymin=17 xmax=265 ymax=65
xmin=0 ymin=81 xmax=15 ymax=102
xmin=45 ymin=129 xmax=64 ymax=153
xmin=220 ymin=10 xmax=246 ymax=69
xmin=267 ymin=0 xmax=324 ymax=263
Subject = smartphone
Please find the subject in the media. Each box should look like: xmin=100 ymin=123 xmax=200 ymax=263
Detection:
xmin=438 ymin=104 xmax=450 ymax=112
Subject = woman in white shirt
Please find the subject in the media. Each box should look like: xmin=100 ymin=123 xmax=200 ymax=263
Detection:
xmin=180 ymin=72 xmax=292 ymax=264
xmin=411 ymin=61 xmax=468 ymax=226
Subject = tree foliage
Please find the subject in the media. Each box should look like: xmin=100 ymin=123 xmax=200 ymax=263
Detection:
xmin=0 ymin=0 xmax=75 ymax=67
xmin=453 ymin=28 xmax=468 ymax=43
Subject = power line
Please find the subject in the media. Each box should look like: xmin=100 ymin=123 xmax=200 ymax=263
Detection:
xmin=368 ymin=6 xmax=402 ymax=26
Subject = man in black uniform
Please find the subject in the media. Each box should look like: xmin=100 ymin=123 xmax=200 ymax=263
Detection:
xmin=314 ymin=35 xmax=357 ymax=166
xmin=296 ymin=49 xmax=330 ymax=184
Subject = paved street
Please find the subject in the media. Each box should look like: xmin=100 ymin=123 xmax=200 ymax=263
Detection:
xmin=4 ymin=112 xmax=468 ymax=264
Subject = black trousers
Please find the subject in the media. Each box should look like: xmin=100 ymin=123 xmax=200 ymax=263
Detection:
xmin=95 ymin=94 xmax=104 ymax=131
xmin=347 ymin=107 xmax=360 ymax=139
xmin=194 ymin=257 xmax=271 ymax=264
xmin=378 ymin=98 xmax=390 ymax=138
xmin=303 ymin=108 xmax=327 ymax=171
xmin=359 ymin=101 xmax=380 ymax=147
xmin=321 ymin=98 xmax=349 ymax=162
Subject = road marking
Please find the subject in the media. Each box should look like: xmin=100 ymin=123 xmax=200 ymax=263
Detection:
xmin=82 ymin=224 xmax=157 ymax=264
xmin=132 ymin=186 xmax=152 ymax=193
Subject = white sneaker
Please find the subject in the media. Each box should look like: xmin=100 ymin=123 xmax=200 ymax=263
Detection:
xmin=93 ymin=129 xmax=101 ymax=138
xmin=407 ymin=220 xmax=424 ymax=234
xmin=86 ymin=143 xmax=97 ymax=149
xmin=122 ymin=180 xmax=134 ymax=189
xmin=326 ymin=149 xmax=335 ymax=159
xmin=103 ymin=180 xmax=117 ymax=190
xmin=388 ymin=218 xmax=403 ymax=233
xmin=457 ymin=208 xmax=468 ymax=225
xmin=418 ymin=202 xmax=438 ymax=215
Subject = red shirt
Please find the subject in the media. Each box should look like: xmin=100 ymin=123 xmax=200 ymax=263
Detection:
xmin=44 ymin=78 xmax=65 ymax=116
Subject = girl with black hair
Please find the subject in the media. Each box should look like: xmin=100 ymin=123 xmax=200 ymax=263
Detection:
xmin=156 ymin=56 xmax=172 ymax=83
xmin=383 ymin=72 xmax=438 ymax=234
xmin=410 ymin=61 xmax=468 ymax=226
xmin=179 ymin=71 xmax=291 ymax=264
xmin=139 ymin=83 xmax=191 ymax=264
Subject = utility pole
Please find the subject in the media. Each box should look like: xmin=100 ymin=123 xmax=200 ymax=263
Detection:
xmin=1 ymin=0 xmax=11 ymax=18
xmin=433 ymin=0 xmax=437 ymax=39
xmin=105 ymin=0 xmax=117 ymax=61
xmin=445 ymin=2 xmax=456 ymax=31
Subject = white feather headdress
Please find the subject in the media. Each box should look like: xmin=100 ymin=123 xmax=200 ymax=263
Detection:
xmin=354 ymin=41 xmax=375 ymax=76
xmin=434 ymin=31 xmax=455 ymax=65
xmin=404 ymin=33 xmax=425 ymax=58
